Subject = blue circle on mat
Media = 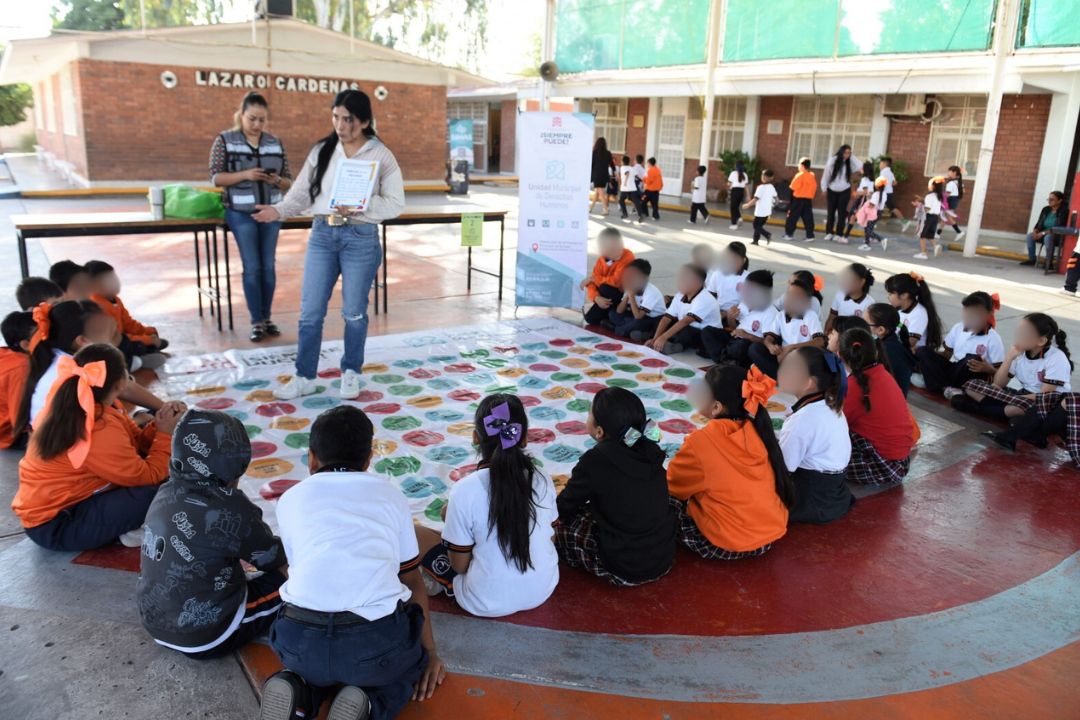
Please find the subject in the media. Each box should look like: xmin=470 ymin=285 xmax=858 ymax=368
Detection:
xmin=635 ymin=388 xmax=666 ymax=400
xmin=302 ymin=396 xmax=340 ymax=410
xmin=427 ymin=446 xmax=471 ymax=465
xmin=392 ymin=359 xmax=425 ymax=369
xmin=233 ymin=379 xmax=270 ymax=391
xmin=590 ymin=353 xmax=618 ymax=364
xmin=463 ymin=372 xmax=494 ymax=385
xmin=425 ymin=409 xmax=464 ymax=422
xmin=529 ymin=406 xmax=567 ymax=421
xmin=519 ymin=375 xmax=550 ymax=389
xmin=427 ymin=378 xmax=460 ymax=390
xmin=225 ymin=410 xmax=249 ymax=422
xmin=430 ymin=355 xmax=458 ymax=364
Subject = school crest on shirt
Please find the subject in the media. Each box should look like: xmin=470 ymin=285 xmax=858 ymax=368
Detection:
xmin=736 ymin=283 xmax=744 ymax=292
xmin=752 ymin=320 xmax=761 ymax=332
xmin=855 ymin=309 xmax=864 ymax=318
xmin=1038 ymin=369 xmax=1046 ymax=382
xmin=976 ymin=344 xmax=986 ymax=356
xmin=800 ymin=324 xmax=809 ymax=337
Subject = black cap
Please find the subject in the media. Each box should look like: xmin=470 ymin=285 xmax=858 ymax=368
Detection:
xmin=169 ymin=409 xmax=251 ymax=485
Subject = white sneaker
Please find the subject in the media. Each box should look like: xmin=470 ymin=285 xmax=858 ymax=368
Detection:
xmin=858 ymin=244 xmax=872 ymax=252
xmin=782 ymin=235 xmax=794 ymax=241
xmin=327 ymin=686 xmax=371 ymax=720
xmin=803 ymin=237 xmax=815 ymax=243
xmin=703 ymin=215 xmax=710 ymax=224
xmin=1059 ymin=288 xmax=1077 ymax=297
xmin=729 ymin=224 xmax=739 ymax=230
xmin=339 ymin=369 xmax=363 ymax=399
xmin=274 ymin=375 xmax=317 ymax=400
xmin=881 ymin=238 xmax=890 ymax=252
xmin=834 ymin=236 xmax=849 ymax=245
xmin=129 ymin=355 xmax=143 ymax=372
xmin=138 ymin=353 xmax=167 ymax=370
xmin=934 ymin=244 xmax=943 ymax=257
xmin=955 ymin=230 xmax=965 ymax=241
xmin=119 ymin=526 xmax=144 ymax=548
xmin=687 ymin=219 xmax=695 ymax=224
xmin=943 ymin=387 xmax=963 ymax=400
xmin=823 ymin=234 xmax=834 ymax=242
xmin=913 ymin=252 xmax=929 ymax=260
xmin=910 ymin=373 xmax=927 ymax=389
xmin=901 ymin=220 xmax=912 ymax=233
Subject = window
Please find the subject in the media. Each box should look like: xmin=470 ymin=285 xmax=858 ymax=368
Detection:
xmin=787 ymin=96 xmax=873 ymax=167
xmin=710 ymin=97 xmax=747 ymax=158
xmin=592 ymin=99 xmax=627 ymax=153
xmin=926 ymin=95 xmax=985 ymax=176
xmin=60 ymin=67 xmax=77 ymax=136
xmin=447 ymin=101 xmax=487 ymax=144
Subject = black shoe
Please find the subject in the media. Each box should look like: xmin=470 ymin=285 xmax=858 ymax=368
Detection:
xmin=263 ymin=321 xmax=281 ymax=337
xmin=949 ymin=394 xmax=977 ymax=413
xmin=982 ymin=430 xmax=1016 ymax=452
xmin=1019 ymin=259 xmax=1036 ymax=266
xmin=156 ymin=338 xmax=169 ymax=351
xmin=599 ymin=320 xmax=615 ymax=331
xmin=249 ymin=324 xmax=266 ymax=342
xmin=751 ymin=240 xmax=760 ymax=245
xmin=260 ymin=671 xmax=313 ymax=720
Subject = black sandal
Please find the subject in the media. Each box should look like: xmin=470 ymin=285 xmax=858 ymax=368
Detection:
xmin=249 ymin=324 xmax=265 ymax=342
xmin=263 ymin=320 xmax=281 ymax=337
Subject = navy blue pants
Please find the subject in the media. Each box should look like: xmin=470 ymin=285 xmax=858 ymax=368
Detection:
xmin=24 ymin=484 xmax=158 ymax=552
xmin=270 ymin=602 xmax=427 ymax=720
xmin=584 ymin=283 xmax=623 ymax=325
xmin=608 ymin=308 xmax=659 ymax=338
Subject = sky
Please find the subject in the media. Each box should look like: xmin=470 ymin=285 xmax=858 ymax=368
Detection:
xmin=0 ymin=0 xmax=545 ymax=81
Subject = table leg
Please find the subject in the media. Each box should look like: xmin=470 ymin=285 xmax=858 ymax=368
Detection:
xmin=16 ymin=230 xmax=29 ymax=280
xmin=194 ymin=231 xmax=204 ymax=317
xmin=498 ymin=217 xmax=505 ymax=301
xmin=221 ymin=226 xmax=234 ymax=330
xmin=212 ymin=228 xmax=223 ymax=332
xmin=204 ymin=230 xmax=215 ymax=318
xmin=467 ymin=246 xmax=473 ymax=293
xmin=382 ymin=224 xmax=389 ymax=314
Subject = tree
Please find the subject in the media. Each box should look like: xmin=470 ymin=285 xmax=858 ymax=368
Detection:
xmin=52 ymin=0 xmax=126 ymax=31
xmin=51 ymin=0 xmax=226 ymax=31
xmin=0 ymin=84 xmax=33 ymax=128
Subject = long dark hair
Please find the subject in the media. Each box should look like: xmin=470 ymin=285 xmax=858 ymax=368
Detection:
xmin=725 ymin=241 xmax=749 ymax=273
xmin=867 ymin=302 xmax=912 ymax=352
xmin=474 ymin=394 xmax=540 ymax=573
xmin=791 ymin=346 xmax=844 ymax=412
xmin=830 ymin=144 xmax=852 ymax=183
xmin=791 ymin=270 xmax=822 ymax=304
xmin=32 ymin=343 xmax=126 ymax=461
xmin=861 ymin=160 xmax=874 ymax=181
xmin=846 ymin=262 xmax=875 ymax=299
xmin=735 ymin=161 xmax=747 ymax=184
xmin=948 ymin=165 xmax=964 ymax=201
xmin=884 ymin=273 xmax=943 ymax=349
xmin=593 ymin=136 xmax=608 ymax=155
xmin=1024 ymin=313 xmax=1073 ymax=369
xmin=309 ymin=90 xmax=378 ymax=204
xmin=17 ymin=300 xmax=102 ymax=435
xmin=703 ymin=364 xmax=794 ymax=509
xmin=839 ymin=327 xmax=878 ymax=412
xmin=833 ymin=314 xmax=890 ymax=375
xmin=928 ymin=177 xmax=946 ymax=204
xmin=591 ymin=387 xmax=653 ymax=450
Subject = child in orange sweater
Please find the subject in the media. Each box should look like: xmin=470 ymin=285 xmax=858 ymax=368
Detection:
xmin=667 ymin=363 xmax=794 ymax=559
xmin=85 ymin=260 xmax=168 ymax=371
xmin=784 ymin=157 xmax=818 ymax=242
xmin=13 ymin=343 xmax=183 ymax=552
xmin=0 ymin=312 xmax=34 ymax=449
xmin=582 ymin=228 xmax=635 ymax=325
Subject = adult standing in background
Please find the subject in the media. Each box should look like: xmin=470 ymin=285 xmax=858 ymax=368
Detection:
xmin=210 ymin=92 xmax=292 ymax=343
xmin=252 ymin=89 xmax=405 ymax=401
xmin=589 ymin=137 xmax=614 ymax=215
xmin=821 ymin=144 xmax=860 ymax=242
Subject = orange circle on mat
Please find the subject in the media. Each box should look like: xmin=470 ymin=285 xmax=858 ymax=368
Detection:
xmin=446 ymin=422 xmax=474 ymax=437
xmin=372 ymin=439 xmax=399 ymax=456
xmin=247 ymin=457 xmax=295 ymax=478
xmin=636 ymin=372 xmax=665 ymax=383
xmin=567 ymin=345 xmax=594 ymax=355
xmin=541 ymin=386 xmax=575 ymax=400
xmin=560 ymin=358 xmax=590 ymax=368
xmin=615 ymin=350 xmax=644 ymax=359
xmin=407 ymin=395 xmax=443 ymax=408
xmin=187 ymin=385 xmax=227 ymax=397
xmin=691 ymin=412 xmax=709 ymax=426
xmin=362 ymin=363 xmax=389 ymax=374
xmin=246 ymin=389 xmax=276 ymax=403
xmin=584 ymin=367 xmax=613 ymax=378
xmin=498 ymin=367 xmax=528 ymax=378
xmin=552 ymin=474 xmax=570 ymax=492
xmin=270 ymin=416 xmax=310 ymax=431
xmin=766 ymin=401 xmax=787 ymax=413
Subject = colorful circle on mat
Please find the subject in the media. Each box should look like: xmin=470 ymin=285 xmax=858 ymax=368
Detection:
xmin=493 ymin=345 xmax=519 ymax=355
xmin=256 ymin=402 xmax=296 ymax=417
xmin=519 ymin=375 xmax=549 ymax=389
xmin=427 ymin=378 xmax=459 ymax=390
xmin=522 ymin=342 xmax=548 ymax=351
xmin=612 ymin=363 xmax=642 ymax=374
xmin=691 ymin=413 xmax=710 ymax=426
xmin=542 ymin=444 xmax=582 ymax=463
xmin=664 ymin=367 xmax=696 ymax=379
xmin=661 ymin=443 xmax=682 ymax=459
xmin=407 ymin=395 xmax=443 ymax=408
xmin=478 ymin=358 xmax=509 ymax=369
xmin=560 ymin=358 xmax=590 ymax=368
xmin=196 ymin=397 xmax=235 ymax=410
xmin=590 ymin=353 xmax=618 ymax=364
xmin=552 ymin=474 xmax=570 ymax=492
xmin=550 ymin=372 xmax=581 ymax=382
xmin=574 ymin=382 xmax=607 ymax=394
xmin=393 ymin=359 xmax=425 ymax=369
xmin=517 ymin=354 xmax=540 ymax=364
xmin=363 ymin=402 xmax=401 ymax=414
xmin=372 ymin=373 xmax=405 ymax=384
xmin=460 ymin=348 xmax=490 ymax=359
xmin=450 ymin=463 xmax=479 ymax=482
xmin=529 ymin=363 xmax=560 ymax=373
xmin=584 ymin=437 xmax=597 ymax=449
xmin=766 ymin=401 xmax=788 ymax=413
xmin=446 ymin=422 xmax=474 ymax=437
xmin=497 ymin=367 xmax=528 ymax=378
xmin=247 ymin=457 xmax=294 ymax=478
xmin=354 ymin=390 xmax=384 ymax=402
xmin=424 ymin=499 xmax=448 ymax=522
xmin=258 ymin=479 xmax=301 ymax=501
xmin=595 ymin=342 xmax=623 ymax=351
xmin=409 ymin=367 xmax=441 ymax=379
xmin=556 ymin=420 xmax=588 ymax=435
xmin=641 ymin=357 xmax=669 ymax=368
xmin=382 ymin=415 xmax=422 ymax=431
xmin=233 ymin=379 xmax=270 ymax=391
xmin=663 ymin=382 xmax=689 ymax=394
xmin=576 ymin=335 xmax=601 ymax=344
xmin=771 ymin=417 xmax=785 ymax=430
xmin=187 ymin=385 xmax=227 ymax=397
xmin=567 ymin=346 xmax=593 ymax=355
xmin=250 ymin=441 xmax=278 ymax=458
xmin=530 ymin=406 xmax=567 ymax=421
xmin=540 ymin=386 xmax=575 ymax=400
xmin=302 ymin=395 xmax=340 ymax=410
xmin=246 ymin=390 xmax=276 ymax=403
xmin=317 ymin=368 xmax=342 ymax=379
xmin=444 ymin=363 xmax=476 ymax=374
xmin=583 ymin=367 xmax=613 ymax=379
xmin=636 ymin=373 xmax=666 ymax=383
xmin=270 ymin=416 xmax=310 ymax=431
xmin=539 ymin=350 xmax=568 ymax=360
xmin=616 ymin=350 xmax=645 ymax=359
xmin=659 ymin=418 xmax=697 ymax=435
xmin=329 ymin=380 xmax=341 ymax=390
xmin=464 ymin=372 xmax=495 ymax=385
xmin=244 ymin=424 xmax=262 ymax=438
xmin=388 ymin=384 xmax=423 ymax=397
xmin=276 ymin=374 xmax=294 ymax=384
xmin=660 ymin=398 xmax=693 ymax=412
xmin=225 ymin=410 xmax=249 ymax=422
xmin=372 ymin=439 xmax=398 ymax=456
xmin=635 ymin=388 xmax=666 ymax=400
xmin=429 ymin=355 xmax=458 ymax=364
xmin=375 ymin=456 xmax=422 ymax=477
xmin=449 ymin=389 xmax=481 ymax=402
xmin=399 ymin=476 xmax=434 ymax=499
xmin=527 ymin=428 xmax=556 ymax=444
xmin=284 ymin=432 xmax=310 ymax=450
xmin=519 ymin=395 xmax=542 ymax=408
xmin=549 ymin=338 xmax=574 ymax=347
xmin=566 ymin=398 xmax=591 ymax=413
xmin=427 ymin=445 xmax=471 ymax=465
xmin=483 ymin=383 xmax=518 ymax=395
xmin=425 ymin=409 xmax=464 ymax=422
xmin=403 ymin=430 xmax=445 ymax=447
xmin=607 ymin=378 xmax=638 ymax=389
xmin=645 ymin=407 xmax=665 ymax=421
xmin=362 ymin=363 xmax=389 ymax=374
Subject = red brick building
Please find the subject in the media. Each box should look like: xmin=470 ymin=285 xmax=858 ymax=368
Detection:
xmin=0 ymin=19 xmax=490 ymax=185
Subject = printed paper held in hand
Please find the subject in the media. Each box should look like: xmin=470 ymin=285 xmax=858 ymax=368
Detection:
xmin=329 ymin=159 xmax=380 ymax=212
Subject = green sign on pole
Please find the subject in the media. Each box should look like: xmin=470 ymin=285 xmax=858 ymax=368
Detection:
xmin=461 ymin=212 xmax=483 ymax=247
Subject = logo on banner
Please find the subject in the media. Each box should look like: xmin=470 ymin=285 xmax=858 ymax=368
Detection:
xmin=546 ymin=161 xmax=565 ymax=181
xmin=552 ymin=117 xmax=562 ymax=127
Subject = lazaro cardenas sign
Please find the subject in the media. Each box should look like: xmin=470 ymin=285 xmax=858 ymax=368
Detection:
xmin=194 ymin=69 xmax=361 ymax=94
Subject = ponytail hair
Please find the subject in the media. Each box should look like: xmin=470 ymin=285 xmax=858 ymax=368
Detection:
xmin=948 ymin=165 xmax=964 ymax=201
xmin=591 ymin=387 xmax=653 ymax=448
xmin=726 ymin=241 xmax=749 ymax=273
xmin=1025 ymin=313 xmax=1074 ymax=370
xmin=309 ymin=90 xmax=378 ymax=204
xmin=839 ymin=327 xmax=878 ymax=412
xmin=885 ymin=272 xmax=943 ymax=349
xmin=702 ymin=364 xmax=795 ymax=509
xmin=847 ymin=262 xmax=875 ymax=297
xmin=867 ymin=301 xmax=912 ymax=365
xmin=32 ymin=343 xmax=126 ymax=461
xmin=792 ymin=346 xmax=845 ymax=413
xmin=233 ymin=91 xmax=268 ymax=130
xmin=473 ymin=393 xmax=539 ymax=573
xmin=735 ymin=160 xmax=746 ymax=184
xmin=791 ymin=270 xmax=823 ymax=304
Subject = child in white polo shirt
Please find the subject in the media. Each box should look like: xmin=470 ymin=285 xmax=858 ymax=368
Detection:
xmin=645 ymin=264 xmax=721 ymax=355
xmin=750 ymin=275 xmax=825 ymax=379
xmin=260 ymin=406 xmax=445 ymax=720
xmin=608 ymin=258 xmax=668 ymax=340
xmin=701 ymin=269 xmax=778 ymax=366
xmin=915 ymin=291 xmax=1004 ymax=398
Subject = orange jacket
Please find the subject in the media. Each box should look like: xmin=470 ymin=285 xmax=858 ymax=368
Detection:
xmin=91 ymin=294 xmax=157 ymax=346
xmin=586 ymin=248 xmax=635 ymax=300
xmin=13 ymin=404 xmax=170 ymax=528
xmin=667 ymin=418 xmax=788 ymax=552
xmin=790 ymin=170 xmax=818 ymax=200
xmin=644 ymin=166 xmax=664 ymax=192
xmin=0 ymin=349 xmax=28 ymax=449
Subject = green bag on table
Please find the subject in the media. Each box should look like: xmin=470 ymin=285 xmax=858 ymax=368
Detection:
xmin=163 ymin=184 xmax=225 ymax=219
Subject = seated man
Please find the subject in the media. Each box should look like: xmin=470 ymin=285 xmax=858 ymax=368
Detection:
xmin=1021 ymin=191 xmax=1069 ymax=268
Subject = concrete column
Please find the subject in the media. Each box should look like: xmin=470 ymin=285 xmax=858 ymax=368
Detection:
xmin=743 ymin=96 xmax=760 ymax=155
xmin=868 ymin=96 xmax=889 ymax=158
xmin=698 ymin=0 xmax=723 ymax=166
xmin=645 ymin=97 xmax=660 ymax=159
xmin=1029 ymin=74 xmax=1080 ymax=230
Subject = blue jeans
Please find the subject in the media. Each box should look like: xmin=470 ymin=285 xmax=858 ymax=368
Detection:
xmin=270 ymin=602 xmax=427 ymax=719
xmin=226 ymin=208 xmax=281 ymax=325
xmin=24 ymin=484 xmax=158 ymax=552
xmin=296 ymin=220 xmax=382 ymax=379
xmin=1027 ymin=232 xmax=1056 ymax=263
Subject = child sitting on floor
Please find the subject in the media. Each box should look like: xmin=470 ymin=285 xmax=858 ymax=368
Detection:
xmin=582 ymin=228 xmax=635 ymax=326
xmin=137 ymin=409 xmax=286 ymax=659
xmin=701 ymin=269 xmax=777 ymax=366
xmin=915 ymin=291 xmax=1004 ymax=399
xmin=13 ymin=344 xmax=180 ymax=552
xmin=265 ymin=405 xmax=444 ymax=720
xmin=884 ymin=271 xmax=943 ymax=351
xmin=555 ymin=387 xmax=675 ymax=586
xmin=608 ymin=259 xmax=667 ymax=340
xmin=772 ymin=270 xmax=823 ymax=317
xmin=667 ymin=364 xmax=794 ymax=560
xmin=85 ymin=260 xmax=169 ymax=369
xmin=49 ymin=260 xmax=92 ymax=302
xmin=705 ymin=241 xmax=750 ymax=326
xmin=838 ymin=327 xmax=916 ymax=486
xmin=691 ymin=242 xmax=716 ymax=273
xmin=866 ymin=303 xmax=916 ymax=396
xmin=777 ymin=347 xmax=854 ymax=524
xmin=15 ymin=276 xmax=62 ymax=310
xmin=0 ymin=312 xmax=33 ymax=450
xmin=645 ymin=264 xmax=721 ymax=355
xmin=750 ymin=275 xmax=825 ymax=379
xmin=825 ymin=263 xmax=875 ymax=335
xmin=417 ymin=394 xmax=559 ymax=616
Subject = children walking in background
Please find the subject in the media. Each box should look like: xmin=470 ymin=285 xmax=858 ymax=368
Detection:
xmin=825 ymin=263 xmax=875 ymax=334
xmin=916 ymin=291 xmax=1004 ymax=398
xmin=878 ymin=156 xmax=903 ymax=221
xmin=776 ymin=347 xmax=854 ymax=523
xmin=856 ymin=178 xmax=890 ymax=251
xmin=744 ymin=169 xmax=777 ymax=245
xmin=914 ymin=177 xmax=945 ymax=260
xmin=667 ymin=364 xmax=794 ymax=559
xmin=608 ymin=259 xmax=667 ymax=340
xmin=866 ymin=303 xmax=916 ymax=395
xmin=49 ymin=260 xmax=92 ymax=302
xmin=727 ymin=161 xmax=749 ymax=229
xmin=646 ymin=264 xmax=721 ymax=355
xmin=885 ymin=272 xmax=943 ymax=351
xmin=701 ymin=269 xmax=778 ymax=366
xmin=417 ymin=394 xmax=559 ymax=616
xmin=689 ymin=165 xmax=710 ymax=224
xmin=15 ymin=277 xmax=62 ymax=311
xmin=0 ymin=312 xmax=34 ymax=449
xmin=838 ymin=161 xmax=874 ymax=244
xmin=784 ymin=157 xmax=817 ymax=242
xmin=556 ymin=387 xmax=675 ymax=586
xmin=705 ymin=241 xmax=750 ymax=325
xmin=838 ymin=328 xmax=916 ymax=485
xmin=750 ymin=276 xmax=824 ymax=379
xmin=642 ymin=157 xmax=663 ymax=220
xmin=937 ymin=165 xmax=965 ymax=241
xmin=582 ymin=228 xmax=635 ymax=326
xmin=617 ymin=155 xmax=644 ymax=222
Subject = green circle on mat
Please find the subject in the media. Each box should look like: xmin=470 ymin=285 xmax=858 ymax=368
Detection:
xmin=430 ymin=355 xmax=458 ymax=363
xmin=522 ymin=342 xmax=548 ymax=351
xmin=284 ymin=432 xmax=310 ymax=450
xmin=424 ymin=498 xmax=447 ymax=521
xmin=388 ymin=384 xmax=423 ymax=396
xmin=660 ymin=399 xmax=693 ymax=412
xmin=551 ymin=372 xmax=582 ymax=382
xmin=244 ymin=424 xmax=262 ymax=438
xmin=302 ymin=395 xmax=340 ymax=410
xmin=233 ymin=379 xmax=270 ymax=391
xmin=612 ymin=363 xmax=642 ymax=374
xmin=607 ymin=378 xmax=639 ymax=389
xmin=372 ymin=374 xmax=405 ymax=384
xmin=664 ymin=367 xmax=696 ymax=378
xmin=635 ymin=388 xmax=665 ymax=399
xmin=478 ymin=358 xmax=509 ymax=369
xmin=425 ymin=409 xmax=464 ymax=422
xmin=485 ymin=383 xmax=518 ymax=395
xmin=542 ymin=444 xmax=582 ymax=464
xmin=392 ymin=359 xmax=424 ymax=369
xmin=427 ymin=446 xmax=471 ymax=465
xmin=540 ymin=350 xmax=568 ymax=359
xmin=427 ymin=378 xmax=459 ymax=390
xmin=376 ymin=456 xmax=422 ymax=477
xmin=383 ymin=416 xmax=422 ymax=431
xmin=460 ymin=348 xmax=490 ymax=359
xmin=771 ymin=417 xmax=785 ymax=431
xmin=566 ymin=398 xmax=591 ymax=413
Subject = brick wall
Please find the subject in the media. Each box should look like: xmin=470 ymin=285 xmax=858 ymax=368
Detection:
xmin=756 ymin=96 xmax=794 ymax=184
xmin=34 ymin=71 xmax=89 ymax=179
xmin=624 ymin=98 xmax=650 ymax=159
xmin=499 ymin=99 xmax=516 ymax=173
xmin=64 ymin=59 xmax=447 ymax=182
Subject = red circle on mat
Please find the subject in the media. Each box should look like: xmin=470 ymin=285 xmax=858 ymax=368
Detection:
xmin=529 ymin=363 xmax=561 ymax=373
xmin=250 ymin=441 xmax=278 ymax=458
xmin=519 ymin=395 xmax=542 ymax=408
xmin=317 ymin=368 xmax=342 ymax=379
xmin=555 ymin=420 xmax=588 ymax=435
xmin=444 ymin=363 xmax=476 ymax=373
xmin=596 ymin=342 xmax=623 ymax=351
xmin=549 ymin=338 xmax=574 ymax=347
xmin=258 ymin=479 xmax=300 ymax=500
xmin=354 ymin=390 xmax=384 ymax=402
xmin=574 ymin=382 xmax=607 ymax=394
xmin=450 ymin=463 xmax=479 ymax=482
xmin=196 ymin=397 xmax=235 ymax=410
xmin=449 ymin=389 xmax=481 ymax=402
xmin=526 ymin=428 xmax=556 ymax=444
xmin=409 ymin=368 xmax=441 ymax=379
xmin=658 ymin=419 xmax=697 ymax=435
xmin=255 ymin=402 xmax=296 ymax=417
xmin=493 ymin=345 xmax=519 ymax=354
xmin=363 ymin=402 xmax=401 ymax=414
xmin=402 ymin=430 xmax=445 ymax=447
xmin=662 ymin=382 xmax=689 ymax=394
xmin=641 ymin=358 xmax=670 ymax=368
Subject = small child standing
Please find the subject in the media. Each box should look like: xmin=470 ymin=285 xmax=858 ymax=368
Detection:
xmin=15 ymin=277 xmax=62 ymax=310
xmin=824 ymin=263 xmax=875 ymax=334
xmin=878 ymin=156 xmax=903 ymax=221
xmin=783 ymin=157 xmax=817 ymax=242
xmin=617 ymin=155 xmax=645 ymax=221
xmin=689 ymin=165 xmax=710 ymax=224
xmin=701 ymin=270 xmax=778 ymax=366
xmin=582 ymin=228 xmax=636 ymax=326
xmin=776 ymin=347 xmax=854 ymax=523
xmin=646 ymin=264 xmax=721 ymax=355
xmin=915 ymin=291 xmax=1004 ymax=398
xmin=914 ymin=177 xmax=945 ymax=260
xmin=0 ymin=312 xmax=34 ymax=449
xmin=743 ymin=169 xmax=777 ymax=245
xmin=609 ymin=259 xmax=667 ymax=340
xmin=937 ymin=165 xmax=965 ymax=241
xmin=667 ymin=364 xmax=794 ymax=559
xmin=866 ymin=303 xmax=916 ymax=396
xmin=839 ymin=162 xmax=875 ymax=244
xmin=727 ymin=161 xmax=749 ymax=229
xmin=556 ymin=387 xmax=675 ymax=586
xmin=750 ymin=276 xmax=824 ymax=379
xmin=856 ymin=178 xmax=890 ymax=251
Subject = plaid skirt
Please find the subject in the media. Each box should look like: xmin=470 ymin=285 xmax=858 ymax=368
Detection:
xmin=1036 ymin=391 xmax=1080 ymax=468
xmin=555 ymin=511 xmax=668 ymax=587
xmin=669 ymin=496 xmax=772 ymax=561
xmin=963 ymin=380 xmax=1035 ymax=412
xmin=846 ymin=431 xmax=910 ymax=486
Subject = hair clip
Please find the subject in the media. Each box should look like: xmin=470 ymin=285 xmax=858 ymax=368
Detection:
xmin=622 ymin=420 xmax=661 ymax=447
xmin=483 ymin=401 xmax=523 ymax=450
xmin=823 ymin=351 xmax=847 ymax=404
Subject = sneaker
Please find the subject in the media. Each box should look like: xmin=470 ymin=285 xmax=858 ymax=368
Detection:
xmin=881 ymin=237 xmax=889 ymax=252
xmin=421 ymin=570 xmax=445 ymax=597
xmin=934 ymin=244 xmax=943 ymax=258
xmin=858 ymin=244 xmax=872 ymax=252
xmin=118 ymin=526 xmax=144 ymax=548
xmin=327 ymin=686 xmax=372 ymax=720
xmin=803 ymin=236 xmax=815 ymax=243
xmin=823 ymin=234 xmax=834 ymax=242
xmin=834 ymin=236 xmax=849 ymax=245
xmin=1059 ymin=288 xmax=1077 ymax=297
xmin=910 ymin=373 xmax=926 ymax=389
xmin=250 ymin=324 xmax=266 ymax=343
xmin=661 ymin=342 xmax=684 ymax=355
xmin=943 ymin=387 xmax=963 ymax=400
xmin=139 ymin=353 xmax=167 ymax=371
xmin=782 ymin=235 xmax=794 ymax=241
xmin=954 ymin=230 xmax=965 ymax=242
xmin=339 ymin=369 xmax=363 ymax=399
xmin=913 ymin=252 xmax=929 ymax=260
xmin=688 ymin=219 xmax=696 ymax=224
xmin=130 ymin=355 xmax=143 ymax=372
xmin=703 ymin=215 xmax=710 ymax=224
xmin=274 ymin=375 xmax=317 ymax=400
xmin=729 ymin=224 xmax=739 ymax=230
xmin=260 ymin=671 xmax=312 ymax=720
xmin=901 ymin=220 xmax=912 ymax=233
xmin=263 ymin=321 xmax=282 ymax=337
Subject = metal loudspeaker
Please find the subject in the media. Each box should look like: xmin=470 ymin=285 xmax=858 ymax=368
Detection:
xmin=539 ymin=61 xmax=559 ymax=81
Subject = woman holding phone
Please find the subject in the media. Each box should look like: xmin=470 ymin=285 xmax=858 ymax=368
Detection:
xmin=252 ymin=89 xmax=404 ymax=401
xmin=210 ymin=92 xmax=292 ymax=342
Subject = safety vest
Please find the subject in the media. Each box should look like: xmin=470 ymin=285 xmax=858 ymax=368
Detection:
xmin=218 ymin=129 xmax=285 ymax=211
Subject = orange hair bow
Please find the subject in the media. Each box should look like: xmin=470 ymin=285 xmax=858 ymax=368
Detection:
xmin=28 ymin=302 xmax=51 ymax=352
xmin=813 ymin=274 xmax=824 ymax=292
xmin=43 ymin=356 xmax=107 ymax=469
xmin=989 ymin=292 xmax=1001 ymax=328
xmin=929 ymin=176 xmax=946 ymax=190
xmin=742 ymin=365 xmax=776 ymax=416
xmin=908 ymin=271 xmax=924 ymax=284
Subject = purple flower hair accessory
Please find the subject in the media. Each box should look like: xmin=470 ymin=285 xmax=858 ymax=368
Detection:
xmin=483 ymin=401 xmax=523 ymax=450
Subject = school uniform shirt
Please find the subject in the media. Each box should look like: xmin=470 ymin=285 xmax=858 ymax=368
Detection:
xmin=442 ymin=468 xmax=559 ymax=617
xmin=0 ymin=348 xmax=29 ymax=449
xmin=856 ymin=177 xmax=874 ymax=195
xmin=946 ymin=180 xmax=960 ymax=201
xmin=137 ymin=472 xmax=286 ymax=652
xmin=91 ymin=293 xmax=157 ymax=345
xmin=276 ymin=471 xmax=419 ymax=621
xmin=735 ymin=303 xmax=780 ymax=338
xmin=879 ymin=166 xmax=896 ymax=194
xmin=779 ymin=398 xmax=851 ymax=473
xmin=944 ymin=323 xmax=1005 ymax=364
xmin=707 ymin=269 xmax=748 ymax=311
xmin=1009 ymin=347 xmax=1073 ymax=393
xmin=691 ymin=176 xmax=708 ymax=204
xmin=830 ymin=291 xmax=875 ymax=320
xmin=632 ymin=282 xmax=668 ymax=318
xmin=770 ymin=311 xmax=823 ymax=347
xmin=752 ymin=183 xmax=778 ymax=218
xmin=586 ymin=248 xmax=635 ymax=301
xmin=666 ymin=289 xmax=722 ymax=330
xmin=727 ymin=171 xmax=748 ymax=189
xmin=29 ymin=349 xmax=68 ymax=428
xmin=667 ymin=418 xmax=789 ymax=552
xmin=924 ymin=193 xmax=942 ymax=216
xmin=843 ymin=364 xmax=916 ymax=461
xmin=619 ymin=166 xmax=636 ymax=193
xmin=773 ymin=294 xmax=822 ymax=317
xmin=13 ymin=405 xmax=170 ymax=528
xmin=899 ymin=303 xmax=930 ymax=348
xmin=789 ymin=170 xmax=817 ymax=200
